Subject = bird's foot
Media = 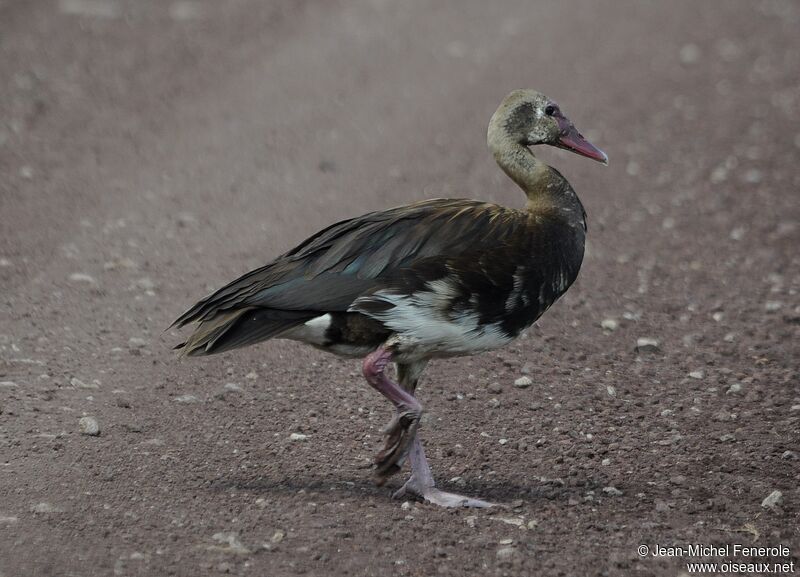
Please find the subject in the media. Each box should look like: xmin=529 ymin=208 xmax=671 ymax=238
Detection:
xmin=392 ymin=474 xmax=494 ymax=508
xmin=373 ymin=409 xmax=420 ymax=483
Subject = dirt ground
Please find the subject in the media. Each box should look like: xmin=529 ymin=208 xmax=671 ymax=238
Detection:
xmin=1 ymin=0 xmax=798 ymax=575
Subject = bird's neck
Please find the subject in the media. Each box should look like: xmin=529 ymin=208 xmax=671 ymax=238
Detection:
xmin=488 ymin=133 xmax=584 ymax=218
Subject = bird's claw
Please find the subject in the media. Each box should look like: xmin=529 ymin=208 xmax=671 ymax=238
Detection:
xmin=392 ymin=475 xmax=494 ymax=508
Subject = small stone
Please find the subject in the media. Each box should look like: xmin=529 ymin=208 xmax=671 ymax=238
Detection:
xmin=465 ymin=516 xmax=477 ymax=528
xmin=0 ymin=258 xmax=12 ymax=267
xmin=169 ymin=1 xmax=202 ymax=20
xmin=654 ymin=499 xmax=670 ymax=513
xmin=602 ymin=486 xmax=623 ymax=496
xmin=498 ymin=438 xmax=509 ymax=445
xmin=245 ymin=371 xmax=259 ymax=380
xmin=211 ymin=532 xmax=251 ymax=555
xmin=127 ymin=337 xmax=147 ymax=349
xmin=764 ymin=301 xmax=782 ymax=312
xmin=606 ymin=385 xmax=616 ymax=397
xmin=19 ymin=165 xmax=34 ymax=179
xmin=719 ymin=433 xmax=735 ymax=442
xmin=744 ymin=169 xmax=762 ymax=184
xmin=400 ymin=501 xmax=412 ymax=511
xmin=0 ymin=515 xmax=19 ymax=524
xmin=688 ymin=370 xmax=704 ymax=379
xmin=59 ymin=0 xmax=121 ymax=18
xmin=487 ymin=382 xmax=503 ymax=394
xmin=487 ymin=398 xmax=501 ymax=408
xmin=223 ymin=383 xmax=243 ymax=392
xmin=68 ymin=273 xmax=97 ymax=285
xmin=761 ymin=490 xmax=783 ymax=512
xmin=792 ymin=405 xmax=800 ymax=412
xmin=79 ymin=416 xmax=101 ymax=436
xmin=726 ymin=383 xmax=742 ymax=394
xmin=496 ymin=547 xmax=517 ymax=561
xmin=289 ymin=433 xmax=308 ymax=442
xmin=31 ymin=502 xmax=65 ymax=514
xmin=135 ymin=277 xmax=156 ymax=291
xmin=679 ymin=43 xmax=701 ymax=64
xmin=513 ymin=376 xmax=532 ymax=389
xmin=70 ymin=377 xmax=99 ymax=389
xmin=601 ymin=458 xmax=611 ymax=466
xmin=174 ymin=394 xmax=200 ymax=404
xmin=600 ymin=318 xmax=618 ymax=331
xmin=0 ymin=381 xmax=18 ymax=388
xmin=781 ymin=451 xmax=797 ymax=460
xmin=270 ymin=530 xmax=285 ymax=544
xmin=635 ymin=337 xmax=661 ymax=353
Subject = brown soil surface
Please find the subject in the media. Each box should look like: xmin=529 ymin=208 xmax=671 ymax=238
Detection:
xmin=1 ymin=1 xmax=798 ymax=576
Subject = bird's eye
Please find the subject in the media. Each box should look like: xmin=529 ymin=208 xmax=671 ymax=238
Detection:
xmin=544 ymin=105 xmax=557 ymax=116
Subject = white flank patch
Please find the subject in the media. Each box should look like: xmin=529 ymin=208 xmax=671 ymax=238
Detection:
xmin=352 ymin=280 xmax=513 ymax=358
xmin=280 ymin=314 xmax=332 ymax=346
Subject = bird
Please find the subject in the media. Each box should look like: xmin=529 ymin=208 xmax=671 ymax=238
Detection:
xmin=170 ymin=89 xmax=607 ymax=508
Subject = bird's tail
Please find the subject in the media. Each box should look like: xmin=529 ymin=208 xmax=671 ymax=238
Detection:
xmin=174 ymin=307 xmax=316 ymax=357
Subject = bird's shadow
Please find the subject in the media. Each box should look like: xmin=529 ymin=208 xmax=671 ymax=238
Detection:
xmin=206 ymin=471 xmax=594 ymax=508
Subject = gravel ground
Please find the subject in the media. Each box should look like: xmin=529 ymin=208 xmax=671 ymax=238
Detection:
xmin=1 ymin=1 xmax=798 ymax=576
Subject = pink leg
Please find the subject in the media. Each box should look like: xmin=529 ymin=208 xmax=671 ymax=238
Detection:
xmin=392 ymin=436 xmax=494 ymax=508
xmin=362 ymin=347 xmax=422 ymax=483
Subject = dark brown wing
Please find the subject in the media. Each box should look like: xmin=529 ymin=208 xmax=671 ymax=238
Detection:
xmin=171 ymin=199 xmax=529 ymax=328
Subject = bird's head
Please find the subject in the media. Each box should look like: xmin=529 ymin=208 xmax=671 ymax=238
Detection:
xmin=488 ymin=89 xmax=607 ymax=165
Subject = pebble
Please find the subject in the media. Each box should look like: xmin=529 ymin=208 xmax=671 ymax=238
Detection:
xmin=688 ymin=370 xmax=704 ymax=379
xmin=513 ymin=376 xmax=532 ymax=389
xmin=223 ymin=383 xmax=243 ymax=392
xmin=400 ymin=501 xmax=412 ymax=511
xmin=211 ymin=532 xmax=251 ymax=555
xmin=606 ymin=385 xmax=617 ymax=397
xmin=726 ymin=383 xmax=742 ymax=394
xmin=679 ymin=43 xmax=701 ymax=64
xmin=134 ymin=277 xmax=156 ymax=291
xmin=496 ymin=547 xmax=517 ymax=561
xmin=174 ymin=394 xmax=200 ymax=403
xmin=71 ymin=377 xmax=99 ymax=389
xmin=79 ymin=416 xmax=101 ymax=436
xmin=127 ymin=337 xmax=147 ymax=349
xmin=635 ymin=337 xmax=661 ymax=353
xmin=0 ymin=381 xmax=18 ymax=388
xmin=781 ymin=451 xmax=797 ymax=460
xmin=761 ymin=490 xmax=783 ymax=512
xmin=270 ymin=530 xmax=285 ymax=544
xmin=169 ymin=1 xmax=202 ymax=21
xmin=600 ymin=318 xmax=619 ymax=331
xmin=31 ymin=502 xmax=64 ymax=514
xmin=68 ymin=272 xmax=97 ymax=285
xmin=498 ymin=438 xmax=509 ymax=445
xmin=601 ymin=458 xmax=611 ymax=466
xmin=465 ymin=516 xmax=477 ymax=528
xmin=602 ymin=486 xmax=623 ymax=496
xmin=487 ymin=382 xmax=503 ymax=394
xmin=59 ymin=0 xmax=122 ymax=18
xmin=289 ymin=433 xmax=308 ymax=442
xmin=0 ymin=515 xmax=19 ymax=524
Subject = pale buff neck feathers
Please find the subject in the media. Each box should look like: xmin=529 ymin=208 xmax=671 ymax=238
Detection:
xmin=487 ymin=100 xmax=558 ymax=212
